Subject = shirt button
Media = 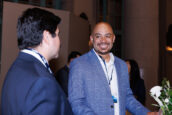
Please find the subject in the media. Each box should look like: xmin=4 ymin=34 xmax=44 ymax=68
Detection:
xmin=110 ymin=105 xmax=114 ymax=108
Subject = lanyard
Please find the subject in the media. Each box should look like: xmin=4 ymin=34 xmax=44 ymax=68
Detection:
xmin=99 ymin=55 xmax=114 ymax=85
xmin=102 ymin=59 xmax=114 ymax=85
xmin=99 ymin=55 xmax=117 ymax=103
xmin=27 ymin=48 xmax=53 ymax=74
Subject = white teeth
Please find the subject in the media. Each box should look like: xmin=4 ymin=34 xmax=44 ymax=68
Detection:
xmin=100 ymin=44 xmax=108 ymax=49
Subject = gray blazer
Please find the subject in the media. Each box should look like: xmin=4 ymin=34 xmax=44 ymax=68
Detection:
xmin=68 ymin=49 xmax=149 ymax=115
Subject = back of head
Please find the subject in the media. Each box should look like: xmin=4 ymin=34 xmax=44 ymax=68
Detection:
xmin=17 ymin=7 xmax=61 ymax=50
xmin=125 ymin=59 xmax=141 ymax=87
xmin=68 ymin=51 xmax=81 ymax=63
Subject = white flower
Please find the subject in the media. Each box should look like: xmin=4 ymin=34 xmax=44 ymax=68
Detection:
xmin=150 ymin=86 xmax=162 ymax=98
xmin=150 ymin=78 xmax=172 ymax=114
xmin=152 ymin=95 xmax=163 ymax=106
xmin=165 ymin=98 xmax=169 ymax=103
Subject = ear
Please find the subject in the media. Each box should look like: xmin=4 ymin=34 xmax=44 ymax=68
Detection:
xmin=112 ymin=35 xmax=115 ymax=43
xmin=90 ymin=35 xmax=93 ymax=42
xmin=42 ymin=30 xmax=50 ymax=45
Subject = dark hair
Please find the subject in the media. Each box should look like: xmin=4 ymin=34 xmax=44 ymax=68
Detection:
xmin=68 ymin=51 xmax=81 ymax=63
xmin=17 ymin=8 xmax=61 ymax=49
xmin=125 ymin=59 xmax=141 ymax=89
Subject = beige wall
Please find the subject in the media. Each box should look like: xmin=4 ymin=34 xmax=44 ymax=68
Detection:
xmin=123 ymin=0 xmax=159 ymax=110
xmin=50 ymin=13 xmax=90 ymax=73
xmin=0 ymin=1 xmax=89 ymax=103
xmin=68 ymin=13 xmax=90 ymax=53
xmin=73 ymin=0 xmax=96 ymax=30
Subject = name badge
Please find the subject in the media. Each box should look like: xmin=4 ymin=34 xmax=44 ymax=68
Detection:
xmin=112 ymin=96 xmax=117 ymax=103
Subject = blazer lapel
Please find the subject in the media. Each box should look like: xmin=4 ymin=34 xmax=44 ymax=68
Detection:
xmin=114 ymin=58 xmax=125 ymax=114
xmin=88 ymin=50 xmax=112 ymax=96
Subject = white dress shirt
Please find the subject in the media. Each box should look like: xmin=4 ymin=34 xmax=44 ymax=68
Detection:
xmin=94 ymin=50 xmax=119 ymax=115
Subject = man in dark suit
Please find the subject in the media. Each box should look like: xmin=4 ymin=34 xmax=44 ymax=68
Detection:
xmin=55 ymin=51 xmax=81 ymax=96
xmin=1 ymin=8 xmax=73 ymax=115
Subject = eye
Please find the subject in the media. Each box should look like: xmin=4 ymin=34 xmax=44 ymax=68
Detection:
xmin=105 ymin=34 xmax=112 ymax=38
xmin=95 ymin=35 xmax=102 ymax=39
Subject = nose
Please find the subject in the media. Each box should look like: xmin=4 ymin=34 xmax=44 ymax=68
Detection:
xmin=100 ymin=36 xmax=107 ymax=42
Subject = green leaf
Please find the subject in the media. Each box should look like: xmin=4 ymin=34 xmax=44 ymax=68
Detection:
xmin=169 ymin=90 xmax=172 ymax=97
xmin=169 ymin=98 xmax=172 ymax=104
xmin=168 ymin=104 xmax=172 ymax=111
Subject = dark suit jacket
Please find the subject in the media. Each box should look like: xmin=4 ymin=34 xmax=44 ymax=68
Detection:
xmin=1 ymin=52 xmax=73 ymax=115
xmin=55 ymin=65 xmax=69 ymax=96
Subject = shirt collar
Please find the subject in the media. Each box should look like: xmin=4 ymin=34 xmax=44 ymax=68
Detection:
xmin=93 ymin=49 xmax=115 ymax=64
xmin=21 ymin=49 xmax=46 ymax=66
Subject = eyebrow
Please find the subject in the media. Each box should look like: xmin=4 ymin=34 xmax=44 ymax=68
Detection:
xmin=94 ymin=33 xmax=101 ymax=36
xmin=105 ymin=33 xmax=113 ymax=36
xmin=94 ymin=33 xmax=113 ymax=36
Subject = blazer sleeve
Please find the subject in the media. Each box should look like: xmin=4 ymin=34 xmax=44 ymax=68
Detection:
xmin=22 ymin=77 xmax=72 ymax=115
xmin=123 ymin=64 xmax=150 ymax=115
xmin=126 ymin=88 xmax=150 ymax=115
xmin=68 ymin=61 xmax=96 ymax=115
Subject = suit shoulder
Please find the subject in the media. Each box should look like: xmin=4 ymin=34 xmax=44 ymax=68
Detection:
xmin=114 ymin=56 xmax=128 ymax=72
xmin=70 ymin=52 xmax=90 ymax=66
xmin=115 ymin=56 xmax=126 ymax=65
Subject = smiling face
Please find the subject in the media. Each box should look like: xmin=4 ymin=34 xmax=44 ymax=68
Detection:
xmin=90 ymin=22 xmax=115 ymax=56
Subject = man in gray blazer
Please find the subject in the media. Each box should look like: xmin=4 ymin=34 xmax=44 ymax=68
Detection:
xmin=68 ymin=22 xmax=158 ymax=115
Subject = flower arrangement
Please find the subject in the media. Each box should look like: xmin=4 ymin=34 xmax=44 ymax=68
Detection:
xmin=150 ymin=78 xmax=172 ymax=115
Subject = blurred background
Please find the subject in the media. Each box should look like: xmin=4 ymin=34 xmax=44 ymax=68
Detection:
xmin=0 ymin=0 xmax=172 ymax=112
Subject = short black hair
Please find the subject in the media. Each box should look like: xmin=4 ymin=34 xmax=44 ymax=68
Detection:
xmin=68 ymin=51 xmax=81 ymax=63
xmin=17 ymin=7 xmax=61 ymax=49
